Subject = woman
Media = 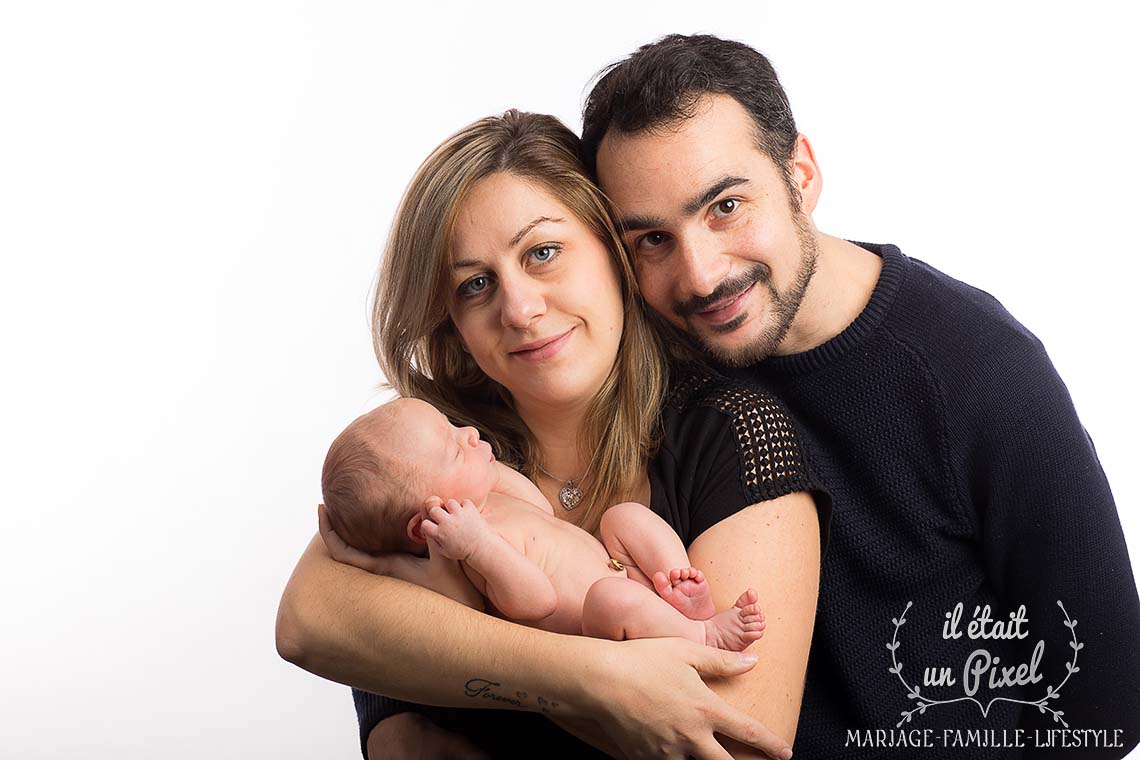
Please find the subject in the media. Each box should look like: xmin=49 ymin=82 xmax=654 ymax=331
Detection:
xmin=276 ymin=110 xmax=826 ymax=760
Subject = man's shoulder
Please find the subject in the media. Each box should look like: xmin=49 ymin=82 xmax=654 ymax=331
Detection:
xmin=881 ymin=250 xmax=1070 ymax=432
xmin=889 ymin=251 xmax=1049 ymax=372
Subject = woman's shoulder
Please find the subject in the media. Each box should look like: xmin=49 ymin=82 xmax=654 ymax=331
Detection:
xmin=660 ymin=365 xmax=810 ymax=501
xmin=664 ymin=366 xmax=795 ymax=428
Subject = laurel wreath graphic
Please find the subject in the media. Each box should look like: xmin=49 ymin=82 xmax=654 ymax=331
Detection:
xmin=888 ymin=600 xmax=1081 ymax=728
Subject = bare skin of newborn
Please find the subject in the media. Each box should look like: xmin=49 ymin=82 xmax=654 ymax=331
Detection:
xmin=322 ymin=398 xmax=766 ymax=650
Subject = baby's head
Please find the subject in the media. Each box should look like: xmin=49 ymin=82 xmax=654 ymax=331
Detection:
xmin=321 ymin=397 xmax=498 ymax=554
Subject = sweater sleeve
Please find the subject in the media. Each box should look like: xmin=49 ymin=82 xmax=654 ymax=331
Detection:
xmin=351 ymin=689 xmax=424 ymax=759
xmin=953 ymin=326 xmax=1140 ymax=757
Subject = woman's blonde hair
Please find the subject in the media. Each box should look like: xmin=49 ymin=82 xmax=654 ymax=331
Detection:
xmin=372 ymin=110 xmax=667 ymax=531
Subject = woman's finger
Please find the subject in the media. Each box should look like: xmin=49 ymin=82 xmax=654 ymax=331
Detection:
xmin=709 ymin=700 xmax=792 ymax=760
xmin=690 ymin=736 xmax=735 ymax=760
xmin=688 ymin=644 xmax=760 ymax=678
xmin=683 ymin=646 xmax=791 ymax=759
xmin=318 ymin=504 xmax=395 ymax=575
xmin=318 ymin=504 xmax=369 ymax=564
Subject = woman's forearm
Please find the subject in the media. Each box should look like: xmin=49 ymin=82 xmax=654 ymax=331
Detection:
xmin=280 ymin=531 xmax=798 ymax=758
xmin=276 ymin=533 xmax=597 ymax=714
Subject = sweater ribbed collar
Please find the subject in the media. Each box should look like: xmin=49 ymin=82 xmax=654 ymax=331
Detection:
xmin=736 ymin=241 xmax=907 ymax=379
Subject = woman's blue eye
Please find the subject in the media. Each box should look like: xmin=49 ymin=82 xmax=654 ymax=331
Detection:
xmin=459 ymin=275 xmax=491 ymax=297
xmin=529 ymin=244 xmax=560 ymax=263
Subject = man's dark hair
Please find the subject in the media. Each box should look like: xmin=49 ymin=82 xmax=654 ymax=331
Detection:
xmin=581 ymin=34 xmax=798 ymax=188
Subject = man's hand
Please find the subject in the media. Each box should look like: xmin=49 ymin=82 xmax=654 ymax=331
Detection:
xmin=420 ymin=498 xmax=491 ymax=562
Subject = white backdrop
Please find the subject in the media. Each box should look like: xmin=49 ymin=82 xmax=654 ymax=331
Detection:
xmin=1 ymin=2 xmax=1137 ymax=757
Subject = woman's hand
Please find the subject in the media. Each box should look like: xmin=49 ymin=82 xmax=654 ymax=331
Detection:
xmin=366 ymin=713 xmax=491 ymax=760
xmin=567 ymin=637 xmax=793 ymax=760
xmin=318 ymin=503 xmax=399 ymax=574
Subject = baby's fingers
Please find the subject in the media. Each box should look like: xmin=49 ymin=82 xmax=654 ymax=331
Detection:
xmin=420 ymin=519 xmax=441 ymax=539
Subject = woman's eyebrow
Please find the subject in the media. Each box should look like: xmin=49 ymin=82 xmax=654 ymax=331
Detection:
xmin=509 ymin=216 xmax=565 ymax=247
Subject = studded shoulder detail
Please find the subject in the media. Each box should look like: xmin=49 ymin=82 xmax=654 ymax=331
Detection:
xmin=667 ymin=370 xmax=809 ymax=500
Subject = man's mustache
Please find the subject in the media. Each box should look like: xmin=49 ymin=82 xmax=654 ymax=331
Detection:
xmin=673 ymin=263 xmax=771 ymax=318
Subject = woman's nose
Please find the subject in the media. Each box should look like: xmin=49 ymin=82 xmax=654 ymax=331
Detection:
xmin=498 ymin=276 xmax=545 ymax=329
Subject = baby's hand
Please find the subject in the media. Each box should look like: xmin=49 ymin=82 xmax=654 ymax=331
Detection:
xmin=420 ymin=498 xmax=490 ymax=562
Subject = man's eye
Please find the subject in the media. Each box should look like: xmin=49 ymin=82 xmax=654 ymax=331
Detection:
xmin=712 ymin=198 xmax=739 ymax=217
xmin=638 ymin=232 xmax=668 ymax=249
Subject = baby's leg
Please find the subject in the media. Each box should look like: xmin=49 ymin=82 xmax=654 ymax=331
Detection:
xmin=598 ymin=502 xmax=715 ymax=620
xmin=581 ymin=577 xmax=765 ymax=651
xmin=598 ymin=502 xmax=688 ymax=586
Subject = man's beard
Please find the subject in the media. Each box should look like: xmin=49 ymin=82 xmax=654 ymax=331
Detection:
xmin=675 ymin=212 xmax=819 ymax=368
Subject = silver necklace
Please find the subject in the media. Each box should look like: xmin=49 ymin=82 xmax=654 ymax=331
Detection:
xmin=535 ymin=463 xmax=587 ymax=511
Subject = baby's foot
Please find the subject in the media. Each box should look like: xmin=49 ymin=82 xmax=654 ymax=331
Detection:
xmin=704 ymin=589 xmax=766 ymax=652
xmin=652 ymin=566 xmax=716 ymax=621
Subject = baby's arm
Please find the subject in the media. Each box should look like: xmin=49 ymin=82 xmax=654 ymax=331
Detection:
xmin=421 ymin=498 xmax=557 ymax=622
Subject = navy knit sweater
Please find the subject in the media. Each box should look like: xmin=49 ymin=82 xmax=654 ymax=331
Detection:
xmin=734 ymin=243 xmax=1140 ymax=759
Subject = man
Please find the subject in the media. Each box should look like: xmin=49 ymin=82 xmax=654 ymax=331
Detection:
xmin=581 ymin=34 xmax=1140 ymax=759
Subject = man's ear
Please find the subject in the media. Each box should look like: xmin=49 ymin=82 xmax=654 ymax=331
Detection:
xmin=791 ymin=133 xmax=823 ymax=216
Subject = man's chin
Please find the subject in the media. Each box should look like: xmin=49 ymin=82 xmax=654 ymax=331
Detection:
xmin=695 ymin=330 xmax=773 ymax=368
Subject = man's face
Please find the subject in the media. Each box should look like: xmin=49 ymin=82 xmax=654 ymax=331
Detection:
xmin=596 ymin=94 xmax=820 ymax=367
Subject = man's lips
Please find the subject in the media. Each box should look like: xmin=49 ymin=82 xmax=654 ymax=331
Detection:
xmin=509 ymin=327 xmax=575 ymax=362
xmin=695 ymin=282 xmax=755 ymax=326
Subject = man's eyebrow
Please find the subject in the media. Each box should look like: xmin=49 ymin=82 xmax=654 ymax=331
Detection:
xmin=618 ymin=176 xmax=751 ymax=233
xmin=509 ymin=216 xmax=565 ymax=248
xmin=618 ymin=213 xmax=666 ymax=233
xmin=682 ymin=176 xmax=750 ymax=215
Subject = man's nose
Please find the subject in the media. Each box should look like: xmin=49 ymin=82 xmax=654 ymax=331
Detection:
xmin=499 ymin=275 xmax=545 ymax=329
xmin=675 ymin=233 xmax=732 ymax=298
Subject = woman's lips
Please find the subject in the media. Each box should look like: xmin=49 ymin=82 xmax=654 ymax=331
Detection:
xmin=697 ymin=282 xmax=755 ymax=326
xmin=509 ymin=327 xmax=575 ymax=362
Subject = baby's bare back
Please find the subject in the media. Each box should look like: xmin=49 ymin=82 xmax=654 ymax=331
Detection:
xmin=480 ymin=492 xmax=625 ymax=635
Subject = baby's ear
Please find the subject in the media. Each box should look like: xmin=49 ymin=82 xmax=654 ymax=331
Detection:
xmin=407 ymin=512 xmax=426 ymax=544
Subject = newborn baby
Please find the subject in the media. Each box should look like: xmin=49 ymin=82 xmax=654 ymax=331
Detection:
xmin=321 ymin=397 xmax=765 ymax=650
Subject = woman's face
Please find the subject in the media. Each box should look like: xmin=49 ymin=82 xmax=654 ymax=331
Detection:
xmin=447 ymin=172 xmax=625 ymax=413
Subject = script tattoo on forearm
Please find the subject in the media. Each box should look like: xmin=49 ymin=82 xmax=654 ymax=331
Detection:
xmin=463 ymin=678 xmax=561 ymax=714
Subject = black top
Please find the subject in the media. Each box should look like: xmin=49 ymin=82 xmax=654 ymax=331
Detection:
xmin=732 ymin=243 xmax=1140 ymax=759
xmin=351 ymin=371 xmax=829 ymax=758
